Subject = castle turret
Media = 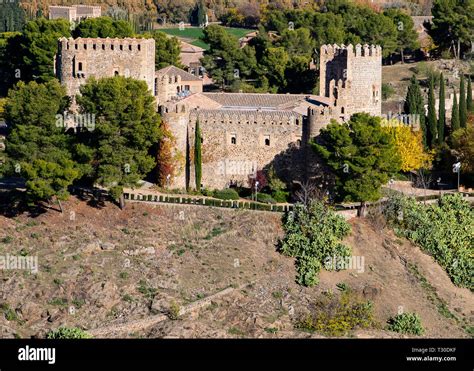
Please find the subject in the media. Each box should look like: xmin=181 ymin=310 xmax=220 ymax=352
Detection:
xmin=56 ymin=37 xmax=156 ymax=108
xmin=320 ymin=43 xmax=382 ymax=118
xmin=159 ymin=102 xmax=189 ymax=189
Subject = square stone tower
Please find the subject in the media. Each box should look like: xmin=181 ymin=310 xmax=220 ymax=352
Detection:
xmin=320 ymin=44 xmax=382 ymax=118
xmin=56 ymin=37 xmax=156 ymax=104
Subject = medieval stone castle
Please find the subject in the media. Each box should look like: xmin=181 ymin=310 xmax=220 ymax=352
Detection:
xmin=56 ymin=37 xmax=382 ymax=190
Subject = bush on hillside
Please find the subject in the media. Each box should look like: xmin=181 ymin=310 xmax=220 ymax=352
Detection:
xmin=383 ymin=193 xmax=473 ymax=290
xmin=387 ymin=312 xmax=424 ymax=335
xmin=213 ymin=188 xmax=239 ymax=200
xmin=279 ymin=201 xmax=351 ymax=286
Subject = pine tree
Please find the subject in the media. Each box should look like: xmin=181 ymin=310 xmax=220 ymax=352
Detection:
xmin=438 ymin=73 xmax=446 ymax=144
xmin=451 ymin=91 xmax=460 ymax=132
xmin=312 ymin=113 xmax=401 ymax=214
xmin=404 ymin=75 xmax=426 ymax=147
xmin=459 ymin=75 xmax=467 ymax=127
xmin=427 ymin=76 xmax=437 ymax=147
xmin=194 ymin=120 xmax=202 ymax=192
xmin=467 ymin=78 xmax=473 ymax=112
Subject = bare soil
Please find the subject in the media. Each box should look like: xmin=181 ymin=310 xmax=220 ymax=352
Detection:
xmin=0 ymin=197 xmax=472 ymax=338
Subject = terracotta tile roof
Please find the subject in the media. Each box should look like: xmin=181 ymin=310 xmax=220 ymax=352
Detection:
xmin=156 ymin=65 xmax=202 ymax=81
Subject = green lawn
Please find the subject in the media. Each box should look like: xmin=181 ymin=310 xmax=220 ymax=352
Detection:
xmin=159 ymin=26 xmax=253 ymax=50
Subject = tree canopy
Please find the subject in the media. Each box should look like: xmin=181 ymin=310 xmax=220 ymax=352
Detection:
xmin=72 ymin=17 xmax=134 ymax=38
xmin=3 ymin=80 xmax=79 ymax=205
xmin=75 ymin=76 xmax=162 ymax=203
xmin=312 ymin=113 xmax=401 ymax=205
xmin=427 ymin=0 xmax=474 ymax=59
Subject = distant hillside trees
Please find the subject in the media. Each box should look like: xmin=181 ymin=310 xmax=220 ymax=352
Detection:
xmin=383 ymin=8 xmax=420 ymax=63
xmin=205 ymin=3 xmax=421 ymax=93
xmin=72 ymin=17 xmax=134 ymax=38
xmin=0 ymin=18 xmax=71 ymax=95
xmin=404 ymin=76 xmax=427 ymax=147
xmin=144 ymin=31 xmax=182 ymax=69
xmin=0 ymin=17 xmax=182 ymax=98
xmin=427 ymin=0 xmax=474 ymax=59
xmin=0 ymin=0 xmax=26 ymax=32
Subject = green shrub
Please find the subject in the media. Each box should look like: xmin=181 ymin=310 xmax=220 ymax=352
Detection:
xmin=1 ymin=303 xmax=18 ymax=321
xmin=279 ymin=201 xmax=351 ymax=287
xmin=256 ymin=193 xmax=276 ymax=204
xmin=383 ymin=194 xmax=473 ymax=290
xmin=272 ymin=190 xmax=289 ymax=203
xmin=387 ymin=312 xmax=424 ymax=335
xmin=168 ymin=301 xmax=181 ymax=320
xmin=1 ymin=236 xmax=13 ymax=244
xmin=382 ymin=83 xmax=395 ymax=100
xmin=235 ymin=187 xmax=252 ymax=198
xmin=202 ymin=189 xmax=213 ymax=197
xmin=47 ymin=327 xmax=92 ymax=339
xmin=213 ymin=188 xmax=239 ymax=200
xmin=295 ymin=291 xmax=375 ymax=336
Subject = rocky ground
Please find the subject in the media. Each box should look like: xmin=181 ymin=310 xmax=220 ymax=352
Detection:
xmin=0 ymin=196 xmax=472 ymax=338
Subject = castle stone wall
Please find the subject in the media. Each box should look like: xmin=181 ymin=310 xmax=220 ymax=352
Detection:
xmin=159 ymin=108 xmax=306 ymax=190
xmin=320 ymin=44 xmax=382 ymax=117
xmin=56 ymin=37 xmax=156 ymax=104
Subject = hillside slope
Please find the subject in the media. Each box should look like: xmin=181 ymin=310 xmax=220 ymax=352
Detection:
xmin=0 ymin=197 xmax=471 ymax=338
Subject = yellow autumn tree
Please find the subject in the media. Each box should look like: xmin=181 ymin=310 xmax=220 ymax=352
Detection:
xmin=0 ymin=98 xmax=6 ymax=119
xmin=382 ymin=120 xmax=433 ymax=172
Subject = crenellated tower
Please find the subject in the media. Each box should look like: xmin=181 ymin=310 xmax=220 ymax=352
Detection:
xmin=320 ymin=44 xmax=382 ymax=118
xmin=56 ymin=37 xmax=156 ymax=107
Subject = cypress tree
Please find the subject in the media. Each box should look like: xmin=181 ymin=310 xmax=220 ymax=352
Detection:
xmin=467 ymin=78 xmax=473 ymax=112
xmin=438 ymin=73 xmax=445 ymax=144
xmin=194 ymin=120 xmax=202 ymax=192
xmin=459 ymin=75 xmax=467 ymax=127
xmin=427 ymin=76 xmax=437 ymax=147
xmin=404 ymin=75 xmax=426 ymax=146
xmin=451 ymin=91 xmax=460 ymax=132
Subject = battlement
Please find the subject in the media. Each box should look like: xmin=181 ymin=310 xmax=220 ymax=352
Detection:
xmin=58 ymin=37 xmax=154 ymax=53
xmin=307 ymin=106 xmax=334 ymax=118
xmin=56 ymin=37 xmax=156 ymax=104
xmin=188 ymin=108 xmax=303 ymax=127
xmin=319 ymin=43 xmax=382 ymax=117
xmin=321 ymin=44 xmax=382 ymax=58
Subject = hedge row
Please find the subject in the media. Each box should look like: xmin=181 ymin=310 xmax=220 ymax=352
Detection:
xmin=123 ymin=193 xmax=293 ymax=212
